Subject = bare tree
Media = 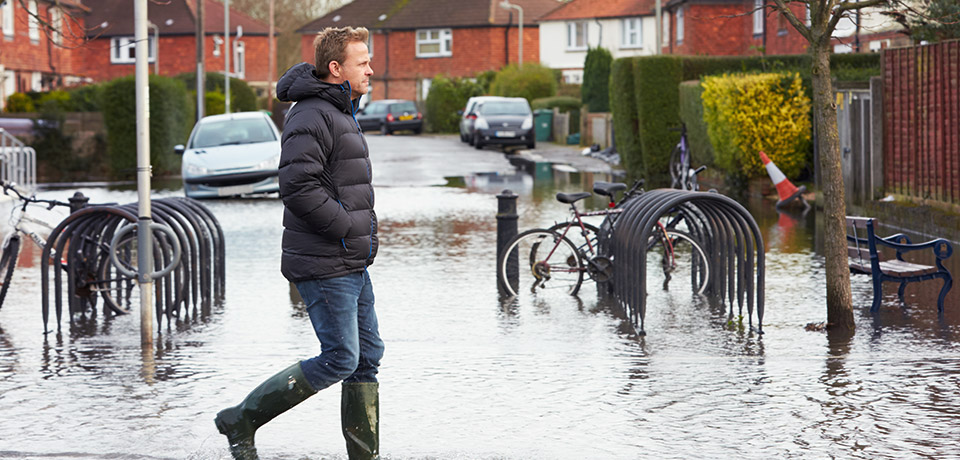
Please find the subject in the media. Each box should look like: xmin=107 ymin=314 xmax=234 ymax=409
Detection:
xmin=225 ymin=0 xmax=346 ymax=79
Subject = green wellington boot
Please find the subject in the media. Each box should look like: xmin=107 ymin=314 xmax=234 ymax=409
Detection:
xmin=214 ymin=362 xmax=318 ymax=460
xmin=341 ymin=382 xmax=380 ymax=460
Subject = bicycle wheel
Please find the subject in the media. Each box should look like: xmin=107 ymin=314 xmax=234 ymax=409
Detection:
xmin=647 ymin=229 xmax=709 ymax=295
xmin=669 ymin=146 xmax=684 ymax=189
xmin=499 ymin=229 xmax=584 ymax=297
xmin=0 ymin=235 xmax=21 ymax=309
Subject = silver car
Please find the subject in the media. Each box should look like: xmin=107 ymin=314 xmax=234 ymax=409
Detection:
xmin=176 ymin=111 xmax=281 ymax=199
xmin=459 ymin=96 xmax=502 ymax=144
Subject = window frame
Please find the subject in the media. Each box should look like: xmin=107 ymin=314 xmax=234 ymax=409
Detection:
xmin=110 ymin=36 xmax=157 ymax=64
xmin=415 ymin=28 xmax=452 ymax=58
xmin=2 ymin=0 xmax=14 ymax=38
xmin=662 ymin=13 xmax=670 ymax=46
xmin=676 ymin=7 xmax=684 ymax=45
xmin=753 ymin=0 xmax=765 ymax=36
xmin=566 ymin=21 xmax=588 ymax=51
xmin=48 ymin=6 xmax=61 ymax=45
xmin=621 ymin=17 xmax=642 ymax=49
xmin=233 ymin=40 xmax=245 ymax=78
xmin=28 ymin=0 xmax=39 ymax=42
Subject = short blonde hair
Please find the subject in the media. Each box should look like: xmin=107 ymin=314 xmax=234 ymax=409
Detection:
xmin=313 ymin=26 xmax=369 ymax=79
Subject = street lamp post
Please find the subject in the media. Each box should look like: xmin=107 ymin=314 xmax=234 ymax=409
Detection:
xmin=499 ymin=1 xmax=523 ymax=68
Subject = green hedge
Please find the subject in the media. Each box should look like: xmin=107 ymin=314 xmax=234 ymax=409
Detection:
xmin=425 ymin=75 xmax=483 ymax=133
xmin=4 ymin=93 xmax=34 ymax=112
xmin=678 ymin=80 xmax=713 ymax=167
xmin=175 ymin=72 xmax=257 ymax=112
xmin=101 ymin=74 xmax=193 ymax=178
xmin=634 ymin=56 xmax=683 ymax=187
xmin=582 ymin=47 xmax=612 ymax=112
xmin=490 ymin=63 xmax=557 ymax=103
xmin=609 ymin=58 xmax=642 ymax=179
xmin=611 ymin=53 xmax=881 ymax=185
xmin=66 ymin=84 xmax=104 ymax=112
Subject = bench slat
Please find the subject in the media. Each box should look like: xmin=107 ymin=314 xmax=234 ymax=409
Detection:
xmin=848 ymin=247 xmax=872 ymax=261
xmin=846 ymin=216 xmax=876 ymax=229
xmin=878 ymin=259 xmax=937 ymax=277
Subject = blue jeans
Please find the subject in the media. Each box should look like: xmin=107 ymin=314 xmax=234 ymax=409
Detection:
xmin=295 ymin=270 xmax=384 ymax=391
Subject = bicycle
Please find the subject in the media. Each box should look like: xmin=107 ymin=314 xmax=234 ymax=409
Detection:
xmin=498 ymin=180 xmax=710 ymax=298
xmin=0 ymin=181 xmax=133 ymax=314
xmin=669 ymin=123 xmax=706 ymax=191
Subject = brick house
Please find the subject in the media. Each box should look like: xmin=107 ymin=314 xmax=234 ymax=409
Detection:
xmin=296 ymin=0 xmax=563 ymax=103
xmin=537 ymin=0 xmax=659 ymax=84
xmin=0 ymin=0 xmax=88 ymax=110
xmin=658 ymin=0 xmax=910 ymax=56
xmin=80 ymin=0 xmax=273 ymax=94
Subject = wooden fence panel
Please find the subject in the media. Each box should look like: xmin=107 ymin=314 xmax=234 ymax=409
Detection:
xmin=883 ymin=40 xmax=960 ymax=205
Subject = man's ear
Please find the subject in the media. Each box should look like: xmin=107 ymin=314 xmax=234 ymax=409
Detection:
xmin=328 ymin=61 xmax=341 ymax=79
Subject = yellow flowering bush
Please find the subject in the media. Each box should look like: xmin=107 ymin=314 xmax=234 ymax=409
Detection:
xmin=700 ymin=72 xmax=811 ymax=179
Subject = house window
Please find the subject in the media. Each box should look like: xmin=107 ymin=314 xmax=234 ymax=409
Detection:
xmin=753 ymin=0 xmax=764 ymax=35
xmin=31 ymin=72 xmax=42 ymax=91
xmin=676 ymin=7 xmax=684 ymax=45
xmin=233 ymin=41 xmax=245 ymax=78
xmin=416 ymin=28 xmax=452 ymax=57
xmin=49 ymin=7 xmax=61 ymax=45
xmin=1 ymin=70 xmax=16 ymax=111
xmin=28 ymin=1 xmax=39 ymax=42
xmin=367 ymin=33 xmax=374 ymax=58
xmin=567 ymin=21 xmax=587 ymax=50
xmin=621 ymin=17 xmax=642 ymax=48
xmin=2 ymin=0 xmax=14 ymax=38
xmin=806 ymin=4 xmax=812 ymax=26
xmin=110 ymin=36 xmax=157 ymax=64
xmin=662 ymin=13 xmax=670 ymax=45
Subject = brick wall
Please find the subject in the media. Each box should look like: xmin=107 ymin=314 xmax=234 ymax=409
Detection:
xmin=664 ymin=2 xmax=807 ymax=56
xmin=0 ymin=1 xmax=85 ymax=92
xmin=79 ymin=35 xmax=271 ymax=87
xmin=764 ymin=2 xmax=808 ymax=55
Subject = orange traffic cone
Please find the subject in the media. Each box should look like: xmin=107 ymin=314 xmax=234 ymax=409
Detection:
xmin=759 ymin=151 xmax=808 ymax=209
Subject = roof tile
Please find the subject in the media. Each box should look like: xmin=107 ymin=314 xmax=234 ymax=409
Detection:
xmin=538 ymin=0 xmax=657 ymax=21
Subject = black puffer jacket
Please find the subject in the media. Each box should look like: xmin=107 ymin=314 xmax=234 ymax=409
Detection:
xmin=276 ymin=62 xmax=377 ymax=281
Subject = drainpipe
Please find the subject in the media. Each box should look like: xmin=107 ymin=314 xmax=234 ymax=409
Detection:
xmin=655 ymin=0 xmax=662 ymax=54
xmin=595 ymin=18 xmax=602 ymax=47
xmin=384 ymin=30 xmax=390 ymax=98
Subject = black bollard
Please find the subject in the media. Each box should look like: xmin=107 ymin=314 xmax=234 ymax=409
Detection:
xmin=68 ymin=192 xmax=89 ymax=214
xmin=496 ymin=190 xmax=518 ymax=294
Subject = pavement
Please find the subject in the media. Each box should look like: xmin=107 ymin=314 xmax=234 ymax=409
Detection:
xmin=509 ymin=141 xmax=622 ymax=177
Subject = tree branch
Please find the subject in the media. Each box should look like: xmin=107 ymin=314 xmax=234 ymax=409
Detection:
xmin=770 ymin=0 xmax=813 ymax=41
xmin=827 ymin=0 xmax=891 ymax=36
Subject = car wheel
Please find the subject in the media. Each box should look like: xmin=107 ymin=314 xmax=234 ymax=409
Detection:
xmin=526 ymin=141 xmax=536 ymax=150
xmin=380 ymin=123 xmax=389 ymax=136
xmin=413 ymin=126 xmax=422 ymax=135
xmin=474 ymin=133 xmax=483 ymax=150
xmin=467 ymin=132 xmax=475 ymax=146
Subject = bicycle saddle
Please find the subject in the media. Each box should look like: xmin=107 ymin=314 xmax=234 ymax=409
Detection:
xmin=592 ymin=181 xmax=627 ymax=197
xmin=555 ymin=192 xmax=592 ymax=204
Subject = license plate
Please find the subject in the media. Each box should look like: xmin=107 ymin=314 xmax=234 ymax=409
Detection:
xmin=495 ymin=131 xmax=515 ymax=138
xmin=399 ymin=114 xmax=414 ymax=121
xmin=218 ymin=184 xmax=255 ymax=196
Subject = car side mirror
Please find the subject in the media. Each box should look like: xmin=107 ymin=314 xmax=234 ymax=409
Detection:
xmin=174 ymin=144 xmax=185 ymax=155
xmin=457 ymin=109 xmax=464 ymax=116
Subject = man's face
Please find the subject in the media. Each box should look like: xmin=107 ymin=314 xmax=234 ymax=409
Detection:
xmin=337 ymin=41 xmax=373 ymax=99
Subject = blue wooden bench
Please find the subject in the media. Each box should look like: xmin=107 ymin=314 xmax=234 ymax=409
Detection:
xmin=846 ymin=216 xmax=954 ymax=313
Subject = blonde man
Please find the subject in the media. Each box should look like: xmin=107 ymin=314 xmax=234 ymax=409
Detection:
xmin=215 ymin=27 xmax=381 ymax=460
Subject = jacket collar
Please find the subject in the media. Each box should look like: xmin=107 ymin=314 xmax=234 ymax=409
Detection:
xmin=276 ymin=62 xmax=356 ymax=114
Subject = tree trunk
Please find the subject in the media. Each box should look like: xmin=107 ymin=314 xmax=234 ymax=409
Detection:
xmin=809 ymin=41 xmax=856 ymax=331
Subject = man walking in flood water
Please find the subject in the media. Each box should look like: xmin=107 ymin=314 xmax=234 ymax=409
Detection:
xmin=214 ymin=26 xmax=383 ymax=460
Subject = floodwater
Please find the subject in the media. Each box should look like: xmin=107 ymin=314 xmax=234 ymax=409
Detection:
xmin=1 ymin=136 xmax=959 ymax=459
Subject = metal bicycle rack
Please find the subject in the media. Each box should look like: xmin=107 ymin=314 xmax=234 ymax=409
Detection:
xmin=40 ymin=197 xmax=225 ymax=333
xmin=599 ymin=189 xmax=765 ymax=335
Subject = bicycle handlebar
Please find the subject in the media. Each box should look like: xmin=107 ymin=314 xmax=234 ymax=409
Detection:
xmin=1 ymin=180 xmax=117 ymax=210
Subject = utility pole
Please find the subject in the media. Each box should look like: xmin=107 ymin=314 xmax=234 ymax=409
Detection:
xmin=224 ymin=0 xmax=231 ymax=114
xmin=196 ymin=0 xmax=205 ymax=120
xmin=655 ymin=0 xmax=662 ymax=54
xmin=268 ymin=0 xmax=275 ymax=110
xmin=134 ymin=0 xmax=154 ymax=346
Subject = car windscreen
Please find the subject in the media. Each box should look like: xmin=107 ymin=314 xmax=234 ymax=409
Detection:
xmin=479 ymin=101 xmax=530 ymax=116
xmin=191 ymin=117 xmax=276 ymax=148
xmin=390 ymin=101 xmax=417 ymax=113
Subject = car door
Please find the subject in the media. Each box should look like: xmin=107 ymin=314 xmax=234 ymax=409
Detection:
xmin=356 ymin=103 xmax=381 ymax=131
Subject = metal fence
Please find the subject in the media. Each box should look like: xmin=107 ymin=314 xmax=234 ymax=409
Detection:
xmin=0 ymin=128 xmax=36 ymax=192
xmin=883 ymin=40 xmax=960 ymax=205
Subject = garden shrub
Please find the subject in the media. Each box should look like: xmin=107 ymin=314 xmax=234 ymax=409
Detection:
xmin=175 ymin=72 xmax=257 ymax=112
xmin=582 ymin=47 xmax=612 ymax=112
xmin=610 ymin=57 xmax=642 ymax=179
xmin=633 ymin=56 xmax=683 ymax=187
xmin=101 ymin=74 xmax=193 ymax=178
xmin=66 ymin=84 xmax=104 ymax=112
xmin=678 ymin=80 xmax=714 ymax=167
xmin=4 ymin=93 xmax=35 ymax=113
xmin=204 ymin=91 xmax=227 ymax=116
xmin=37 ymin=90 xmax=71 ymax=112
xmin=424 ymin=75 xmax=483 ymax=133
xmin=700 ymin=72 xmax=811 ymax=179
xmin=490 ymin=63 xmax=557 ymax=103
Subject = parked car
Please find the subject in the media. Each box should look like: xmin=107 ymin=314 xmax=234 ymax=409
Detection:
xmin=472 ymin=97 xmax=535 ymax=150
xmin=459 ymin=96 xmax=501 ymax=144
xmin=175 ymin=111 xmax=282 ymax=199
xmin=356 ymin=99 xmax=422 ymax=135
